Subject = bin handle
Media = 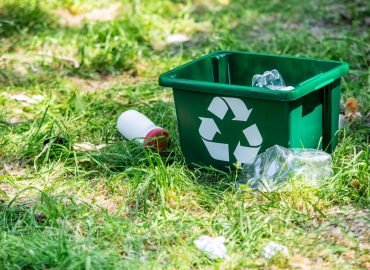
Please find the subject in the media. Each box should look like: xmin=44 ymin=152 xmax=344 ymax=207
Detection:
xmin=299 ymin=73 xmax=335 ymax=91
xmin=299 ymin=63 xmax=347 ymax=90
xmin=298 ymin=73 xmax=324 ymax=87
xmin=314 ymin=79 xmax=334 ymax=90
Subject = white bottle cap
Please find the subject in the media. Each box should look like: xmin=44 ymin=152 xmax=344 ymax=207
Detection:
xmin=117 ymin=110 xmax=169 ymax=150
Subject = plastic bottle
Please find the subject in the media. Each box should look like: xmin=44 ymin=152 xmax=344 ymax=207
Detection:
xmin=117 ymin=110 xmax=169 ymax=151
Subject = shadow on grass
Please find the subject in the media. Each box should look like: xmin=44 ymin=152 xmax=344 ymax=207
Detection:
xmin=0 ymin=1 xmax=56 ymax=38
xmin=0 ymin=1 xmax=137 ymax=76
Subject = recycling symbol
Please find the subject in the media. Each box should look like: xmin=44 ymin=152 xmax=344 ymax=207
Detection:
xmin=198 ymin=96 xmax=263 ymax=164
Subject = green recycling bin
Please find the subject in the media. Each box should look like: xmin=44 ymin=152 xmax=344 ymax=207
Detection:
xmin=159 ymin=51 xmax=349 ymax=170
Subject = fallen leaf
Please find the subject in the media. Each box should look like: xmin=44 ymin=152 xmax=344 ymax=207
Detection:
xmin=10 ymin=94 xmax=44 ymax=104
xmin=3 ymin=162 xmax=27 ymax=177
xmin=72 ymin=142 xmax=106 ymax=152
xmin=345 ymin=97 xmax=362 ymax=120
xmin=346 ymin=97 xmax=358 ymax=113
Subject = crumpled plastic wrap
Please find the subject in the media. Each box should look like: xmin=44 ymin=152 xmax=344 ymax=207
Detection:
xmin=262 ymin=242 xmax=289 ymax=259
xmin=194 ymin=235 xmax=227 ymax=260
xmin=238 ymin=145 xmax=333 ymax=192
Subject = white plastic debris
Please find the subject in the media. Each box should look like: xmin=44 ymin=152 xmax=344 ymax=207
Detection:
xmin=11 ymin=94 xmax=44 ymax=104
xmin=262 ymin=242 xmax=289 ymax=259
xmin=252 ymin=69 xmax=294 ymax=90
xmin=166 ymin=33 xmax=190 ymax=45
xmin=338 ymin=114 xmax=347 ymax=129
xmin=194 ymin=235 xmax=227 ymax=260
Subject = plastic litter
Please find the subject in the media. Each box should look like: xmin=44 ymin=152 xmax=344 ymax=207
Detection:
xmin=194 ymin=235 xmax=227 ymax=260
xmin=238 ymin=145 xmax=333 ymax=192
xmin=117 ymin=110 xmax=169 ymax=151
xmin=262 ymin=242 xmax=289 ymax=259
xmin=166 ymin=33 xmax=190 ymax=45
xmin=338 ymin=114 xmax=347 ymax=129
xmin=252 ymin=69 xmax=294 ymax=90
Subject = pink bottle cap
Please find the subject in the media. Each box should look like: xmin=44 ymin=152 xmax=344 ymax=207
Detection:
xmin=144 ymin=127 xmax=169 ymax=151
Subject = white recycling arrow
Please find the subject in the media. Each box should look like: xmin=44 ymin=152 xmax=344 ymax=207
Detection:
xmin=243 ymin=124 xmax=262 ymax=147
xmin=199 ymin=117 xmax=220 ymax=140
xmin=208 ymin=97 xmax=228 ymax=120
xmin=233 ymin=142 xmax=261 ymax=164
xmin=199 ymin=96 xmax=263 ymax=164
xmin=202 ymin=138 xmax=229 ymax=162
xmin=222 ymin=97 xmax=252 ymax=121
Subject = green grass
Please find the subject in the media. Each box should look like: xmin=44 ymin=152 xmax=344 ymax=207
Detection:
xmin=0 ymin=0 xmax=369 ymax=269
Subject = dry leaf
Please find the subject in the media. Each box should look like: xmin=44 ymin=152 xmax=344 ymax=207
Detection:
xmin=345 ymin=97 xmax=362 ymax=120
xmin=3 ymin=162 xmax=27 ymax=177
xmin=346 ymin=97 xmax=358 ymax=113
xmin=10 ymin=94 xmax=44 ymax=104
xmin=72 ymin=142 xmax=106 ymax=152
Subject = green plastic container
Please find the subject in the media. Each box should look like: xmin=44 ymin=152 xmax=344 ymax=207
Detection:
xmin=159 ymin=51 xmax=349 ymax=169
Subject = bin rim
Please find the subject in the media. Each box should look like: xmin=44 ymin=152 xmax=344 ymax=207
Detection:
xmin=159 ymin=50 xmax=349 ymax=101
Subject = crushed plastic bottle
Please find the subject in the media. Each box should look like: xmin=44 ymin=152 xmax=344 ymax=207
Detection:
xmin=252 ymin=69 xmax=294 ymax=90
xmin=238 ymin=145 xmax=333 ymax=192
